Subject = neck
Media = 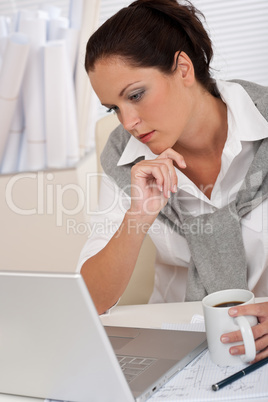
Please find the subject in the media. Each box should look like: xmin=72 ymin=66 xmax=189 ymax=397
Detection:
xmin=173 ymin=90 xmax=228 ymax=159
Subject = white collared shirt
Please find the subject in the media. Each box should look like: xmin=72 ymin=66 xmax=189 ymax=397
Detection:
xmin=78 ymin=80 xmax=268 ymax=303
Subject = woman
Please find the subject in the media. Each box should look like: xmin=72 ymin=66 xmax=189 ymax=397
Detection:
xmin=79 ymin=0 xmax=268 ymax=362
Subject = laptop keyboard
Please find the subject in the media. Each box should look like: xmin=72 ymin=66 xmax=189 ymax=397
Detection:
xmin=117 ymin=355 xmax=157 ymax=383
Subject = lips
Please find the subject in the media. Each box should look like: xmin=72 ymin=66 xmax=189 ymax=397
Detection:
xmin=138 ymin=130 xmax=155 ymax=144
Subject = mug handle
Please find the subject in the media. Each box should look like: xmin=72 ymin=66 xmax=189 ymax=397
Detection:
xmin=234 ymin=316 xmax=256 ymax=363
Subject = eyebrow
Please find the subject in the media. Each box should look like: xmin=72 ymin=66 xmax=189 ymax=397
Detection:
xmin=119 ymin=81 xmax=141 ymax=96
xmin=101 ymin=81 xmax=142 ymax=108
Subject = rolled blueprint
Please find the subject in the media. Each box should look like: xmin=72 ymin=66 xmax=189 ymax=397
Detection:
xmin=19 ymin=16 xmax=47 ymax=171
xmin=48 ymin=17 xmax=69 ymax=41
xmin=75 ymin=0 xmax=100 ymax=157
xmin=57 ymin=27 xmax=79 ymax=76
xmin=0 ymin=16 xmax=8 ymax=71
xmin=44 ymin=40 xmax=67 ymax=168
xmin=0 ymin=16 xmax=8 ymax=37
xmin=0 ymin=33 xmax=29 ymax=165
xmin=69 ymin=0 xmax=84 ymax=30
xmin=64 ymin=49 xmax=79 ymax=167
xmin=41 ymin=4 xmax=61 ymax=19
xmin=65 ymin=0 xmax=82 ymax=76
xmin=17 ymin=130 xmax=27 ymax=172
xmin=1 ymin=95 xmax=24 ymax=173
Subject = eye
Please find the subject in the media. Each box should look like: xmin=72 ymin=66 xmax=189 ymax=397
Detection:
xmin=106 ymin=106 xmax=119 ymax=114
xmin=129 ymin=90 xmax=145 ymax=102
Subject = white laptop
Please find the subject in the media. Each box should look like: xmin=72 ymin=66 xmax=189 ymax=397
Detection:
xmin=0 ymin=271 xmax=207 ymax=402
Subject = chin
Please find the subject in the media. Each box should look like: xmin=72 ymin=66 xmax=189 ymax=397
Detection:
xmin=147 ymin=143 xmax=168 ymax=156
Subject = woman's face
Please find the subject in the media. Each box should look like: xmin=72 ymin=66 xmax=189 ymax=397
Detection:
xmin=89 ymin=56 xmax=195 ymax=155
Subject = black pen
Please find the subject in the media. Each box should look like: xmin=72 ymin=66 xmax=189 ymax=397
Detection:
xmin=212 ymin=357 xmax=268 ymax=391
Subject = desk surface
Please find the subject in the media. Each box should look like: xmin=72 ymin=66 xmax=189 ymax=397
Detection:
xmin=1 ymin=297 xmax=267 ymax=402
xmin=100 ymin=300 xmax=204 ymax=329
xmin=100 ymin=297 xmax=268 ymax=329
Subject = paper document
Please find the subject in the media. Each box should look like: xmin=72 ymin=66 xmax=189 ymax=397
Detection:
xmin=163 ymin=314 xmax=205 ymax=333
xmin=147 ymin=319 xmax=268 ymax=401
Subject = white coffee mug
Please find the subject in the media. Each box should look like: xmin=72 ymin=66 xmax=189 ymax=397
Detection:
xmin=202 ymin=289 xmax=257 ymax=366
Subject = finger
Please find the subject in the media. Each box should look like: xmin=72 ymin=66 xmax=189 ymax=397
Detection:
xmin=228 ymin=338 xmax=261 ymax=356
xmin=159 ymin=163 xmax=171 ymax=199
xmin=255 ymin=334 xmax=268 ymax=353
xmin=168 ymin=160 xmax=178 ymax=193
xmin=250 ymin=347 xmax=268 ymax=363
xmin=132 ymin=163 xmax=165 ymax=193
xmin=221 ymin=329 xmax=242 ymax=344
xmin=133 ymin=158 xmax=178 ymax=197
xmin=158 ymin=148 xmax=187 ymax=169
xmin=133 ymin=163 xmax=173 ymax=197
xmin=221 ymin=322 xmax=268 ymax=359
xmin=143 ymin=160 xmax=174 ymax=198
xmin=228 ymin=302 xmax=268 ymax=319
xmin=159 ymin=157 xmax=177 ymax=194
xmin=229 ymin=342 xmax=245 ymax=357
xmin=228 ymin=335 xmax=268 ymax=358
xmin=221 ymin=321 xmax=266 ymax=344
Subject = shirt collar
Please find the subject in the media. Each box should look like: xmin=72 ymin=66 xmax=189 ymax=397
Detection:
xmin=117 ymin=135 xmax=158 ymax=166
xmin=217 ymin=79 xmax=268 ymax=143
xmin=117 ymin=79 xmax=268 ymax=167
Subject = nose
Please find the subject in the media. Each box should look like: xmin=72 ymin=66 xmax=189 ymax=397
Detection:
xmin=119 ymin=106 xmax=140 ymax=132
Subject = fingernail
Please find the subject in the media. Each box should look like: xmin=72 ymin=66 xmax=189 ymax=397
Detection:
xmin=221 ymin=336 xmax=229 ymax=343
xmin=229 ymin=308 xmax=238 ymax=316
xmin=173 ymin=185 xmax=177 ymax=193
xmin=181 ymin=161 xmax=187 ymax=168
xmin=230 ymin=348 xmax=239 ymax=355
xmin=168 ymin=190 xmax=171 ymax=198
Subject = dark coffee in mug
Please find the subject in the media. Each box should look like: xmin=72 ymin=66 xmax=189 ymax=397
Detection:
xmin=214 ymin=301 xmax=244 ymax=308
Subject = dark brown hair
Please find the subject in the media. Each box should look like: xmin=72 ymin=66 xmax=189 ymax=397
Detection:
xmin=85 ymin=0 xmax=219 ymax=97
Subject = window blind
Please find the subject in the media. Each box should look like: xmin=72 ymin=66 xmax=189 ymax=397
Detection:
xmin=193 ymin=0 xmax=268 ymax=86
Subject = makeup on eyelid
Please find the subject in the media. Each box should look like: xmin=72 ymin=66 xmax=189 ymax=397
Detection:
xmin=128 ymin=88 xmax=145 ymax=101
xmin=105 ymin=88 xmax=145 ymax=114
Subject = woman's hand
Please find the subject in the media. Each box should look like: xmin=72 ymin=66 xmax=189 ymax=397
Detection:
xmin=129 ymin=148 xmax=186 ymax=221
xmin=220 ymin=301 xmax=268 ymax=363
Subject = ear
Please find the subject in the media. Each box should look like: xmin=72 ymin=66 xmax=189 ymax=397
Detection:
xmin=173 ymin=51 xmax=195 ymax=86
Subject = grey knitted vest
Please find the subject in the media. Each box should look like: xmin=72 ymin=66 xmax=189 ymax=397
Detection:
xmin=101 ymin=80 xmax=268 ymax=301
